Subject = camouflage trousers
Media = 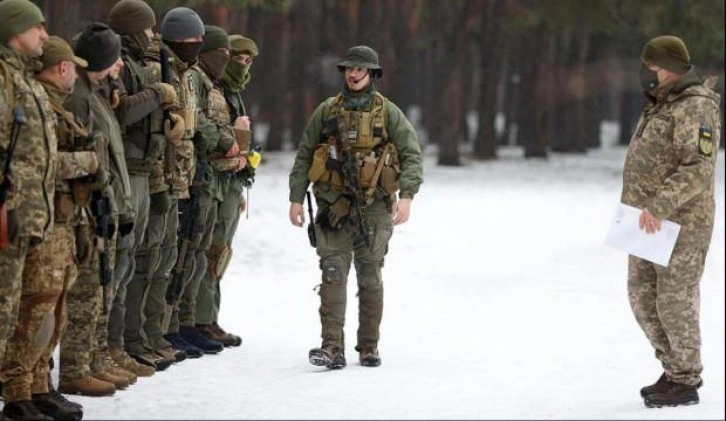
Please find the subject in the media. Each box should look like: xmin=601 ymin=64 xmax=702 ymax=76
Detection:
xmin=166 ymin=190 xmax=216 ymax=333
xmin=0 ymin=237 xmax=31 ymax=360
xmin=198 ymin=184 xmax=244 ymax=325
xmin=628 ymin=245 xmax=706 ymax=386
xmin=109 ymin=174 xmax=150 ymax=351
xmin=314 ymin=199 xmax=393 ymax=351
xmin=60 ymin=228 xmax=115 ymax=381
xmin=1 ymin=226 xmax=77 ymax=402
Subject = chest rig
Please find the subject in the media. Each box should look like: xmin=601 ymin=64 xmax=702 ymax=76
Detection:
xmin=308 ymin=91 xmax=401 ymax=203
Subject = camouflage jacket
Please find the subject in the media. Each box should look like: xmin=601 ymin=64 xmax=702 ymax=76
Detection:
xmin=622 ymin=71 xmax=721 ymax=250
xmin=0 ymin=45 xmax=57 ymax=240
xmin=39 ymin=81 xmax=99 ymax=225
xmin=188 ymin=65 xmax=236 ymax=202
xmin=288 ymin=86 xmax=423 ymax=205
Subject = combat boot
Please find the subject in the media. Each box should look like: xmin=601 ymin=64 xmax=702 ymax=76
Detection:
xmin=2 ymin=400 xmax=53 ymax=421
xmin=640 ymin=372 xmax=702 ymax=397
xmin=32 ymin=390 xmax=83 ymax=421
xmin=644 ymin=380 xmax=700 ymax=408
xmin=108 ymin=348 xmax=155 ymax=377
xmin=356 ymin=345 xmax=381 ymax=367
xmin=58 ymin=375 xmax=115 ymax=397
xmin=309 ymin=346 xmax=346 ymax=369
xmin=155 ymin=346 xmax=187 ymax=363
xmin=210 ymin=322 xmax=243 ymax=347
xmin=124 ymin=344 xmax=172 ymax=372
xmin=179 ymin=326 xmax=223 ymax=354
xmin=92 ymin=370 xmax=130 ymax=390
xmin=101 ymin=354 xmax=137 ymax=384
xmin=164 ymin=332 xmax=204 ymax=359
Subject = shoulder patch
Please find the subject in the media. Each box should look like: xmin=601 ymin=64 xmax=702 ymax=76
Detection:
xmin=698 ymin=123 xmax=714 ymax=157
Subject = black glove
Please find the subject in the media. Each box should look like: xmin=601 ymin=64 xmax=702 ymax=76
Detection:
xmin=149 ymin=191 xmax=172 ymax=215
xmin=118 ymin=219 xmax=134 ymax=237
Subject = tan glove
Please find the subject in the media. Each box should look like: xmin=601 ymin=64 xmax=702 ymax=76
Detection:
xmin=164 ymin=112 xmax=185 ymax=145
xmin=152 ymin=82 xmax=178 ymax=108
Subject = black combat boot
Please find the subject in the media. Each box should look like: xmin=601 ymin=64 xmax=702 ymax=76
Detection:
xmin=2 ymin=400 xmax=54 ymax=421
xmin=163 ymin=332 xmax=204 ymax=359
xmin=356 ymin=346 xmax=381 ymax=367
xmin=644 ymin=380 xmax=699 ymax=408
xmin=641 ymin=372 xmax=703 ymax=397
xmin=309 ymin=346 xmax=346 ymax=369
xmin=179 ymin=326 xmax=223 ymax=354
xmin=32 ymin=391 xmax=84 ymax=421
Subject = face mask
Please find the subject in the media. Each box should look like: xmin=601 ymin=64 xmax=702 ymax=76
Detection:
xmin=222 ymin=59 xmax=249 ymax=90
xmin=198 ymin=50 xmax=229 ymax=82
xmin=164 ymin=40 xmax=203 ymax=64
xmin=639 ymin=64 xmax=659 ymax=92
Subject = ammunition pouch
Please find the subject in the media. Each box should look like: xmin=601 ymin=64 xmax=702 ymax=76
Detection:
xmin=54 ymin=192 xmax=76 ymax=224
xmin=181 ymin=108 xmax=197 ymax=139
xmin=210 ymin=156 xmax=241 ymax=172
xmin=308 ymin=144 xmax=343 ymax=188
xmin=168 ymin=139 xmax=195 ymax=199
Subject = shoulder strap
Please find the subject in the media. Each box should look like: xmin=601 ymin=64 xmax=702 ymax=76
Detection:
xmin=48 ymin=98 xmax=89 ymax=139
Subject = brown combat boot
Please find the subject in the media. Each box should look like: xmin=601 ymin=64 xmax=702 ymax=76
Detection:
xmin=109 ymin=347 xmax=155 ymax=377
xmin=58 ymin=375 xmax=116 ymax=397
xmin=154 ymin=346 xmax=187 ymax=363
xmin=92 ymin=370 xmax=130 ymax=390
xmin=210 ymin=322 xmax=243 ymax=347
xmin=101 ymin=354 xmax=137 ymax=384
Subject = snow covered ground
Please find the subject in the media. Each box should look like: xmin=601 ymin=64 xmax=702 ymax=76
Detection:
xmin=53 ymin=145 xmax=724 ymax=420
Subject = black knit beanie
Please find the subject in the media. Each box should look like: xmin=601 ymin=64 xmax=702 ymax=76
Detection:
xmin=74 ymin=22 xmax=121 ymax=72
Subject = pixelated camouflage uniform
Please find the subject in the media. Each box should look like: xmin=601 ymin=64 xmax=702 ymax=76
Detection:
xmin=0 ymin=45 xmax=57 ymax=364
xmin=622 ymin=71 xmax=721 ymax=387
xmin=1 ymin=75 xmax=99 ymax=403
xmin=60 ymin=69 xmax=117 ymax=382
xmin=289 ymin=82 xmax=423 ymax=354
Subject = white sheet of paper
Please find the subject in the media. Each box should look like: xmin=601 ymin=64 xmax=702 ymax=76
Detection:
xmin=604 ymin=203 xmax=681 ymax=267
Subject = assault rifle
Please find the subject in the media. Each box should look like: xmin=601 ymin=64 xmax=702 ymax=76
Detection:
xmin=166 ymin=154 xmax=205 ymax=304
xmin=330 ymin=116 xmax=371 ymax=248
xmin=159 ymin=46 xmax=176 ymax=196
xmin=90 ymin=190 xmax=113 ymax=313
xmin=0 ymin=106 xmax=27 ymax=250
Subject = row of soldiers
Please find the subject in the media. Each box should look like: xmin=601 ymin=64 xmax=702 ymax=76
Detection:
xmin=0 ymin=1 xmax=260 ymax=420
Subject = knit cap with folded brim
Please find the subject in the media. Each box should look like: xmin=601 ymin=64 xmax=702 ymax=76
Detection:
xmin=200 ymin=25 xmax=230 ymax=53
xmin=0 ymin=0 xmax=45 ymax=44
xmin=74 ymin=22 xmax=121 ymax=72
xmin=229 ymin=35 xmax=258 ymax=56
xmin=40 ymin=35 xmax=88 ymax=70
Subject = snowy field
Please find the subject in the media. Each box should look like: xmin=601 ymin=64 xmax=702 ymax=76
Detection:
xmin=52 ymin=145 xmax=724 ymax=420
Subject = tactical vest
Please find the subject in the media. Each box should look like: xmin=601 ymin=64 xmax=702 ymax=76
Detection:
xmin=198 ymin=68 xmax=241 ymax=173
xmin=146 ymin=46 xmax=197 ymax=198
xmin=308 ymin=92 xmax=400 ymax=202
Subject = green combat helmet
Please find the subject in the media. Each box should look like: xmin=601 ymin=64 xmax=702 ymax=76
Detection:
xmin=337 ymin=45 xmax=383 ymax=78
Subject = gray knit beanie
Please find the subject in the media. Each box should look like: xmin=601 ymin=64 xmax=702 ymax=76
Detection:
xmin=160 ymin=7 xmax=204 ymax=41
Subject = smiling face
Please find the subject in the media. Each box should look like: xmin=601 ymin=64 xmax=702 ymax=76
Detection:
xmin=344 ymin=67 xmax=370 ymax=91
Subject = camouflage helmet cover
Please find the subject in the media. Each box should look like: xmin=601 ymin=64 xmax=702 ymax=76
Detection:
xmin=337 ymin=45 xmax=383 ymax=78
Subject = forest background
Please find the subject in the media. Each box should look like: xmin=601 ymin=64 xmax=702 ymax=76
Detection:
xmin=32 ymin=0 xmax=726 ymax=165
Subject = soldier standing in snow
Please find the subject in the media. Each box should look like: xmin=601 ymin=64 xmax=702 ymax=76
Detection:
xmin=621 ymin=35 xmax=721 ymax=408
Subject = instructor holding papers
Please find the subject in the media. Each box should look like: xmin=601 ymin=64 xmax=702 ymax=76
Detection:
xmin=620 ymin=35 xmax=721 ymax=408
